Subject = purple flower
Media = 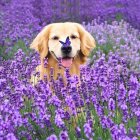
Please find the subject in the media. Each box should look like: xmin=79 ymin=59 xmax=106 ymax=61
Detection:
xmin=55 ymin=114 xmax=64 ymax=128
xmin=48 ymin=95 xmax=61 ymax=107
xmin=6 ymin=133 xmax=17 ymax=140
xmin=84 ymin=122 xmax=94 ymax=139
xmin=110 ymin=125 xmax=119 ymax=139
xmin=129 ymin=74 xmax=139 ymax=90
xmin=120 ymin=103 xmax=128 ymax=110
xmin=100 ymin=116 xmax=114 ymax=129
xmin=75 ymin=127 xmax=81 ymax=138
xmin=46 ymin=134 xmax=58 ymax=140
xmin=59 ymin=131 xmax=69 ymax=140
xmin=135 ymin=110 xmax=140 ymax=117
xmin=128 ymin=90 xmax=137 ymax=101
xmin=108 ymin=98 xmax=115 ymax=111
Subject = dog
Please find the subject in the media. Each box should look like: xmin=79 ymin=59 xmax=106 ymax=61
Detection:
xmin=30 ymin=22 xmax=96 ymax=83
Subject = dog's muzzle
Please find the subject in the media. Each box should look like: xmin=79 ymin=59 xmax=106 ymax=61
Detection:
xmin=60 ymin=45 xmax=73 ymax=68
xmin=61 ymin=45 xmax=72 ymax=55
xmin=59 ymin=36 xmax=72 ymax=55
xmin=51 ymin=36 xmax=74 ymax=68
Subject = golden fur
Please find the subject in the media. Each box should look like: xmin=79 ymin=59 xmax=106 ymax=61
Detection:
xmin=30 ymin=22 xmax=96 ymax=82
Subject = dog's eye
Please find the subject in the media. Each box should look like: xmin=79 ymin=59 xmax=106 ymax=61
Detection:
xmin=52 ymin=36 xmax=59 ymax=40
xmin=70 ymin=35 xmax=77 ymax=39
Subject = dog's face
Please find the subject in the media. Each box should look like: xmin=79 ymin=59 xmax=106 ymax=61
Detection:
xmin=48 ymin=23 xmax=81 ymax=67
xmin=30 ymin=22 xmax=96 ymax=68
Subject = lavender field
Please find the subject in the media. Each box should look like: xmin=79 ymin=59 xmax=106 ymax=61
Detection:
xmin=0 ymin=0 xmax=140 ymax=140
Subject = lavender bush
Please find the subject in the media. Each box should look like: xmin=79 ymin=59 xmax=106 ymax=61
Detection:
xmin=0 ymin=46 xmax=140 ymax=140
xmin=0 ymin=0 xmax=40 ymax=46
xmin=86 ymin=20 xmax=140 ymax=72
xmin=79 ymin=0 xmax=140 ymax=29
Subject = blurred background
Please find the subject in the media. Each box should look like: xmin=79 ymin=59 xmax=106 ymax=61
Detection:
xmin=0 ymin=0 xmax=140 ymax=71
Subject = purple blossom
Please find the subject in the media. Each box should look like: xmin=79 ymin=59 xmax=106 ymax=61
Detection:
xmin=75 ymin=127 xmax=81 ymax=138
xmin=84 ymin=122 xmax=94 ymax=139
xmin=48 ymin=95 xmax=62 ymax=108
xmin=59 ymin=131 xmax=69 ymax=140
xmin=6 ymin=133 xmax=17 ymax=140
xmin=55 ymin=114 xmax=65 ymax=128
xmin=108 ymin=98 xmax=115 ymax=111
xmin=46 ymin=134 xmax=58 ymax=140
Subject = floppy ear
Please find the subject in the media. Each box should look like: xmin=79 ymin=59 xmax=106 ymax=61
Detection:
xmin=75 ymin=23 xmax=96 ymax=56
xmin=30 ymin=24 xmax=52 ymax=59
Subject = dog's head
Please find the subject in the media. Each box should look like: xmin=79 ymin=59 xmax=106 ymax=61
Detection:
xmin=30 ymin=22 xmax=96 ymax=68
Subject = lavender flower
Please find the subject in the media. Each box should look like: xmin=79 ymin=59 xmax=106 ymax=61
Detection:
xmin=75 ymin=127 xmax=81 ymax=138
xmin=6 ymin=133 xmax=17 ymax=140
xmin=84 ymin=122 xmax=94 ymax=139
xmin=59 ymin=131 xmax=69 ymax=140
xmin=55 ymin=114 xmax=65 ymax=128
xmin=108 ymin=98 xmax=115 ymax=111
xmin=46 ymin=134 xmax=58 ymax=140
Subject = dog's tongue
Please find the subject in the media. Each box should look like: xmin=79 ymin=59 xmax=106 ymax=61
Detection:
xmin=61 ymin=58 xmax=73 ymax=68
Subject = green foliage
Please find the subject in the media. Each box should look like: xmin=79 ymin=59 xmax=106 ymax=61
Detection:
xmin=116 ymin=13 xmax=123 ymax=21
xmin=0 ymin=40 xmax=32 ymax=60
xmin=89 ymin=40 xmax=115 ymax=66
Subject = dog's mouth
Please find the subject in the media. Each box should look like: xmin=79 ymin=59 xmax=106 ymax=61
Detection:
xmin=51 ymin=51 xmax=73 ymax=68
xmin=61 ymin=57 xmax=73 ymax=68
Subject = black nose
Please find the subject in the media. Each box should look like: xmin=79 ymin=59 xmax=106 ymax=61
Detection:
xmin=61 ymin=46 xmax=72 ymax=54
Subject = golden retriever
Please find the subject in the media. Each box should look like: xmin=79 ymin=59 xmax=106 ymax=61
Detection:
xmin=30 ymin=22 xmax=95 ymax=83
